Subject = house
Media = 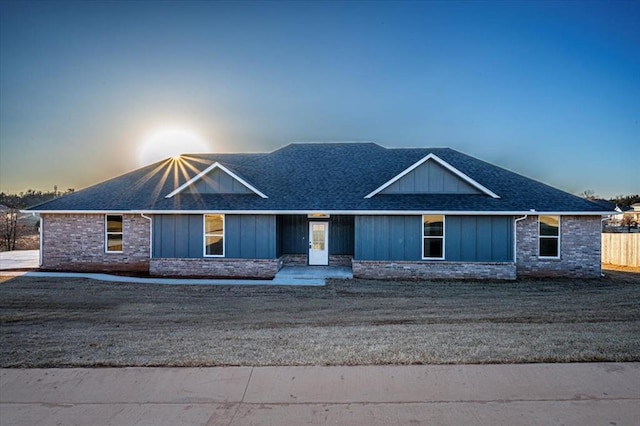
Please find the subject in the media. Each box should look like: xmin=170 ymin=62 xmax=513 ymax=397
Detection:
xmin=605 ymin=202 xmax=640 ymax=232
xmin=26 ymin=143 xmax=612 ymax=279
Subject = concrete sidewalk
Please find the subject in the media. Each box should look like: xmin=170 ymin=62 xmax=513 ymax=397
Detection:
xmin=1 ymin=270 xmax=326 ymax=286
xmin=1 ymin=363 xmax=639 ymax=425
xmin=0 ymin=250 xmax=39 ymax=270
xmin=0 ymin=251 xmax=351 ymax=285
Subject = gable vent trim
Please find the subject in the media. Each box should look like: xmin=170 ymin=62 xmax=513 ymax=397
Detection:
xmin=164 ymin=162 xmax=268 ymax=199
xmin=364 ymin=153 xmax=500 ymax=199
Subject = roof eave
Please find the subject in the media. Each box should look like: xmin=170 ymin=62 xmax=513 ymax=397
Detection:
xmin=27 ymin=209 xmax=613 ymax=216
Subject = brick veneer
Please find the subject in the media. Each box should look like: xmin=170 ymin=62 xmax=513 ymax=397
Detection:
xmin=352 ymin=260 xmax=516 ymax=280
xmin=150 ymin=258 xmax=279 ymax=278
xmin=516 ymin=215 xmax=602 ymax=278
xmin=280 ymin=254 xmax=353 ymax=267
xmin=280 ymin=254 xmax=307 ymax=266
xmin=41 ymin=213 xmax=150 ymax=272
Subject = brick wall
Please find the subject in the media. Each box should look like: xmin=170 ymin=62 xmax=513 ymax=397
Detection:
xmin=150 ymin=258 xmax=279 ymax=278
xmin=41 ymin=213 xmax=150 ymax=272
xmin=329 ymin=255 xmax=353 ymax=267
xmin=280 ymin=254 xmax=307 ymax=266
xmin=352 ymin=260 xmax=516 ymax=280
xmin=280 ymin=254 xmax=353 ymax=267
xmin=516 ymin=215 xmax=601 ymax=278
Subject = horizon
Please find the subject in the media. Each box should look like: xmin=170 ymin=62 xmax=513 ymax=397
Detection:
xmin=1 ymin=1 xmax=638 ymax=199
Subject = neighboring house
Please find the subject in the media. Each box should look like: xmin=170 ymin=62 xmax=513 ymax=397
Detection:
xmin=606 ymin=203 xmax=640 ymax=231
xmin=26 ymin=143 xmax=612 ymax=279
xmin=627 ymin=203 xmax=640 ymax=223
xmin=621 ymin=203 xmax=640 ymax=231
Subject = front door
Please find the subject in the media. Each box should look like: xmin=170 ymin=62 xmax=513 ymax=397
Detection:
xmin=308 ymin=222 xmax=329 ymax=265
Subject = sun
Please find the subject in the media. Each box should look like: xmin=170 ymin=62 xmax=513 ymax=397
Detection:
xmin=137 ymin=127 xmax=209 ymax=166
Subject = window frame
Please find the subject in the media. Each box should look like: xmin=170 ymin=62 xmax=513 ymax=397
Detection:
xmin=538 ymin=215 xmax=560 ymax=259
xmin=203 ymin=214 xmax=225 ymax=257
xmin=422 ymin=214 xmax=445 ymax=260
xmin=105 ymin=214 xmax=123 ymax=253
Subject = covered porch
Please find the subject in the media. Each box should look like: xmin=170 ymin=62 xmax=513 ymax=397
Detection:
xmin=276 ymin=214 xmax=354 ymax=268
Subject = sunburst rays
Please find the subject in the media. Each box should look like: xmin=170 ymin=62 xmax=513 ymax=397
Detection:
xmin=129 ymin=155 xmax=216 ymax=210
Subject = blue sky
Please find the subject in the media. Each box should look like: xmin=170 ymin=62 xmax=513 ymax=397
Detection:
xmin=1 ymin=0 xmax=638 ymax=198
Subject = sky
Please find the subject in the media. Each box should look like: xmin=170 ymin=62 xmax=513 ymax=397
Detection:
xmin=1 ymin=0 xmax=638 ymax=199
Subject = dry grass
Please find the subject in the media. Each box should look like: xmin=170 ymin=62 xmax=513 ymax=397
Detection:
xmin=1 ymin=272 xmax=638 ymax=367
xmin=603 ymin=263 xmax=640 ymax=274
xmin=0 ymin=234 xmax=39 ymax=252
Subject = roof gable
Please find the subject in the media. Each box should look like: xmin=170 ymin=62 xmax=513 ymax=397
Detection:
xmin=164 ymin=162 xmax=268 ymax=199
xmin=365 ymin=153 xmax=500 ymax=199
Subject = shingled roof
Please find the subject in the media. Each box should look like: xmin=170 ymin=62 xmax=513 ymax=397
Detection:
xmin=27 ymin=143 xmax=609 ymax=214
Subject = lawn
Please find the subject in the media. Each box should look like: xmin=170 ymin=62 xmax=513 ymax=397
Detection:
xmin=1 ymin=271 xmax=639 ymax=367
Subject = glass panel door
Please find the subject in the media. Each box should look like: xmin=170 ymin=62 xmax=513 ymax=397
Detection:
xmin=308 ymin=222 xmax=329 ymax=265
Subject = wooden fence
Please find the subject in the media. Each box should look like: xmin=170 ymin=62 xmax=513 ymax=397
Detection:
xmin=602 ymin=233 xmax=639 ymax=267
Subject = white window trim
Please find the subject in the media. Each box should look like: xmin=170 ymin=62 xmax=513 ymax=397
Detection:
xmin=422 ymin=214 xmax=445 ymax=260
xmin=203 ymin=214 xmax=225 ymax=257
xmin=538 ymin=215 xmax=561 ymax=259
xmin=105 ymin=214 xmax=123 ymax=253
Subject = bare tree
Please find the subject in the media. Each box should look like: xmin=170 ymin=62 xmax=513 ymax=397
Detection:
xmin=621 ymin=215 xmax=637 ymax=232
xmin=1 ymin=208 xmax=18 ymax=251
xmin=581 ymin=189 xmax=597 ymax=200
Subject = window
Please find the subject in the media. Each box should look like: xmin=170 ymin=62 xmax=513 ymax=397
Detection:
xmin=105 ymin=215 xmax=123 ymax=253
xmin=539 ymin=215 xmax=560 ymax=258
xmin=204 ymin=214 xmax=224 ymax=256
xmin=423 ymin=215 xmax=444 ymax=259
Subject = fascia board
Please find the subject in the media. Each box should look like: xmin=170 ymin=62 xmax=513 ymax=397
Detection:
xmin=25 ymin=209 xmax=613 ymax=216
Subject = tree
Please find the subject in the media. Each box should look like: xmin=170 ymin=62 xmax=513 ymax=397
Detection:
xmin=0 ymin=187 xmax=74 ymax=209
xmin=581 ymin=189 xmax=597 ymax=200
xmin=0 ymin=188 xmax=74 ymax=251
xmin=1 ymin=208 xmax=19 ymax=251
xmin=621 ymin=215 xmax=638 ymax=232
xmin=611 ymin=194 xmax=640 ymax=209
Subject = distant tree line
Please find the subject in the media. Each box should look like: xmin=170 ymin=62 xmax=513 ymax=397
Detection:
xmin=1 ymin=189 xmax=76 ymax=250
xmin=581 ymin=190 xmax=639 ymax=208
xmin=0 ymin=188 xmax=74 ymax=209
xmin=610 ymin=194 xmax=640 ymax=209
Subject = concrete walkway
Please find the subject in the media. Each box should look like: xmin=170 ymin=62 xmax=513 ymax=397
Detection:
xmin=0 ymin=249 xmax=39 ymax=270
xmin=0 ymin=251 xmax=355 ymax=285
xmin=274 ymin=265 xmax=353 ymax=280
xmin=1 ymin=363 xmax=638 ymax=425
xmin=1 ymin=270 xmax=326 ymax=286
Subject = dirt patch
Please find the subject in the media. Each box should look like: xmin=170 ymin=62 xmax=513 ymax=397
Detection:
xmin=1 ymin=273 xmax=639 ymax=367
xmin=603 ymin=263 xmax=640 ymax=274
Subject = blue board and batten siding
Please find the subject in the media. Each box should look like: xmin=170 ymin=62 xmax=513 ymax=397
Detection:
xmin=277 ymin=215 xmax=306 ymax=256
xmin=355 ymin=216 xmax=422 ymax=260
xmin=226 ymin=215 xmax=276 ymax=259
xmin=153 ymin=214 xmax=276 ymax=259
xmin=185 ymin=168 xmax=252 ymax=194
xmin=153 ymin=213 xmax=511 ymax=262
xmin=445 ymin=216 xmax=513 ymax=261
xmin=355 ymin=215 xmax=513 ymax=262
xmin=380 ymin=160 xmax=481 ymax=194
xmin=153 ymin=215 xmax=203 ymax=258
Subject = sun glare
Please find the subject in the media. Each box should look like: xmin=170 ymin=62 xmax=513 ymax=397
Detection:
xmin=137 ymin=127 xmax=209 ymax=166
